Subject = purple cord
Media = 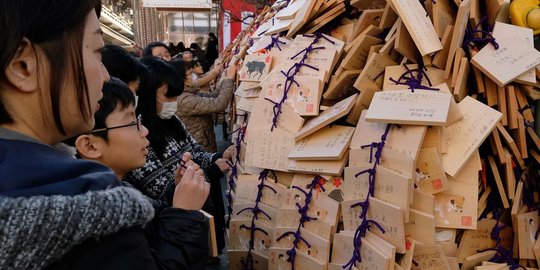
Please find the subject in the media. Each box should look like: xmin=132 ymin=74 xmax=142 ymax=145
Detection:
xmin=388 ymin=61 xmax=439 ymax=93
xmin=264 ymin=34 xmax=287 ymax=52
xmin=477 ymin=208 xmax=525 ymax=269
xmin=240 ymin=170 xmax=275 ymax=270
xmin=225 ymin=125 xmax=247 ymax=228
xmin=462 ymin=16 xmax=499 ymax=51
xmin=343 ymin=125 xmax=391 ymax=269
xmin=267 ymin=33 xmax=333 ymax=131
xmin=276 ymin=176 xmax=325 ymax=270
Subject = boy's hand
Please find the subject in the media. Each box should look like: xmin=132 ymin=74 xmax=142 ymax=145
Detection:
xmin=172 ymin=166 xmax=210 ymax=211
xmin=175 ymin=152 xmax=198 ymax=185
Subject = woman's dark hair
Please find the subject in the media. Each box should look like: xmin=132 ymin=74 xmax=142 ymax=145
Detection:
xmin=101 ymin=45 xmax=146 ymax=86
xmin=92 ymin=77 xmax=136 ymax=142
xmin=189 ymin=43 xmax=201 ymax=51
xmin=176 ymin=42 xmax=185 ymax=52
xmin=170 ymin=60 xmax=186 ymax=80
xmin=142 ymin=42 xmax=170 ymax=58
xmin=136 ymin=57 xmax=185 ymax=157
xmin=0 ymin=0 xmax=102 ymax=134
xmin=208 ymin=32 xmax=217 ymax=39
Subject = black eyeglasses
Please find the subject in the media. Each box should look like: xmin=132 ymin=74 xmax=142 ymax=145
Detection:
xmin=91 ymin=114 xmax=142 ymax=134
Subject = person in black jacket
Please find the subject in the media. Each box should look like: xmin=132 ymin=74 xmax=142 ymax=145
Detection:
xmin=73 ymin=78 xmax=210 ymax=269
xmin=205 ymin=32 xmax=219 ymax=67
xmin=0 ymin=1 xmax=205 ymax=269
xmin=101 ymin=44 xmax=148 ymax=95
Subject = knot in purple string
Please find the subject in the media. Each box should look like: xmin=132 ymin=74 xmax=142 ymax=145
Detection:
xmin=264 ymin=35 xmax=287 ymax=51
xmin=277 ymin=229 xmax=312 ymax=270
xmin=286 ymin=248 xmax=297 ymax=269
xmin=291 ymin=186 xmax=318 ymax=224
xmin=344 ymin=125 xmax=392 ymax=269
xmin=267 ymin=33 xmax=329 ymax=132
xmin=277 ymin=231 xmax=312 ymax=249
xmin=389 ymin=63 xmax=439 ymax=93
xmin=297 ymin=204 xmax=317 ymax=224
xmin=259 ymin=169 xmax=270 ymax=181
xmin=463 ymin=16 xmax=499 ymax=51
xmin=307 ymin=176 xmax=326 ymax=192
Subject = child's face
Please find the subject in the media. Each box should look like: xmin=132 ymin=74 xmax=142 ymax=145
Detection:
xmin=194 ymin=64 xmax=204 ymax=75
xmin=95 ymin=105 xmax=149 ymax=176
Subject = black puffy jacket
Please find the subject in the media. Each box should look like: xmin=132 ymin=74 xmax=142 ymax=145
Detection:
xmin=48 ymin=208 xmax=209 ymax=270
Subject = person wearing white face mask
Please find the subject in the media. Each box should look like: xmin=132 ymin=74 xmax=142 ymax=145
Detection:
xmin=157 ymin=98 xmax=178 ymax=119
xmin=124 ymin=57 xmax=234 ymax=245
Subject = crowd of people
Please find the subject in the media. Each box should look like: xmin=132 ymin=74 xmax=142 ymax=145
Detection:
xmin=0 ymin=1 xmax=235 ymax=269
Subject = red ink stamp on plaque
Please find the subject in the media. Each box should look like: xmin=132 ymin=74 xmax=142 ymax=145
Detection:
xmin=462 ymin=216 xmax=472 ymax=226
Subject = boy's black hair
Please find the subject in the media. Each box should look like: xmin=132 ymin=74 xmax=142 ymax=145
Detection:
xmin=91 ymin=77 xmax=136 ymax=142
xmin=101 ymin=45 xmax=147 ymax=87
xmin=142 ymin=41 xmax=170 ymax=58
xmin=183 ymin=60 xmax=200 ymax=71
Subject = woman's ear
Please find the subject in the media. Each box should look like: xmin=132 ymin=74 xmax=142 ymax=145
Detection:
xmin=75 ymin=135 xmax=103 ymax=159
xmin=4 ymin=38 xmax=38 ymax=93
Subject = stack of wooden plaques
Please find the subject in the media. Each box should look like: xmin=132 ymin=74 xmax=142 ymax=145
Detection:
xmin=220 ymin=0 xmax=540 ymax=269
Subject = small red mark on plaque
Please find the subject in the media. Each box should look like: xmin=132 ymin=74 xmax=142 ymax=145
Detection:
xmin=432 ymin=179 xmax=443 ymax=190
xmin=462 ymin=216 xmax=472 ymax=226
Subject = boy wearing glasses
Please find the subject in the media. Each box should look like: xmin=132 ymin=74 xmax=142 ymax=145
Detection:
xmin=73 ymin=77 xmax=210 ymax=269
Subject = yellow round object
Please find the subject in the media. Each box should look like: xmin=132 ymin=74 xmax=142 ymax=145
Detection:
xmin=510 ymin=0 xmax=540 ymax=35
xmin=527 ymin=8 xmax=540 ymax=29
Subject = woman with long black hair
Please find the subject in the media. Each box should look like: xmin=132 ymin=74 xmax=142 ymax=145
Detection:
xmin=124 ymin=57 xmax=232 ymax=201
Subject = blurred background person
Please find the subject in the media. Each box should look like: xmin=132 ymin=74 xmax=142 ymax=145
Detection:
xmin=205 ymin=33 xmax=219 ymax=68
xmin=143 ymin=41 xmax=171 ymax=62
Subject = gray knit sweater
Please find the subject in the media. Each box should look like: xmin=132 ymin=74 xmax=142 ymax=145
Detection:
xmin=0 ymin=186 xmax=155 ymax=269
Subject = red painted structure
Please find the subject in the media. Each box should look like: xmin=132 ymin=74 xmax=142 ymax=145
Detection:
xmin=218 ymin=0 xmax=257 ymax=50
